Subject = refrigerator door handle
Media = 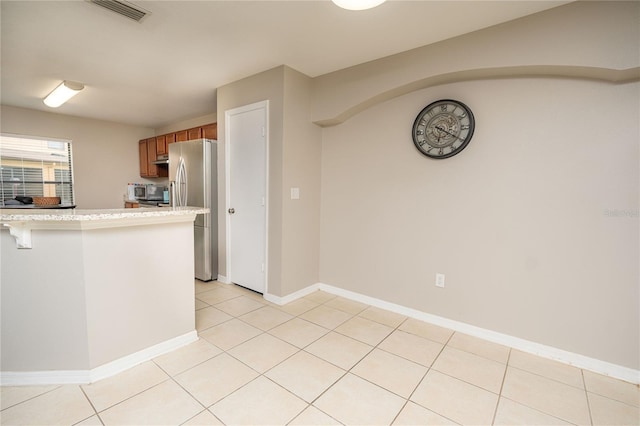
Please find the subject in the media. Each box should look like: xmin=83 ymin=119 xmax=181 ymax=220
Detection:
xmin=183 ymin=160 xmax=188 ymax=206
xmin=177 ymin=157 xmax=188 ymax=206
xmin=175 ymin=160 xmax=180 ymax=206
xmin=181 ymin=158 xmax=188 ymax=206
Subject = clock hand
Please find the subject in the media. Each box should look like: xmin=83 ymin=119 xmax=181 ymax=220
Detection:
xmin=435 ymin=125 xmax=465 ymax=142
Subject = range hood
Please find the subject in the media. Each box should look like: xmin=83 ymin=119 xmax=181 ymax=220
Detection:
xmin=153 ymin=155 xmax=169 ymax=165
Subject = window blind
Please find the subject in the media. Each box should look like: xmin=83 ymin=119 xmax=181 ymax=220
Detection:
xmin=0 ymin=134 xmax=75 ymax=204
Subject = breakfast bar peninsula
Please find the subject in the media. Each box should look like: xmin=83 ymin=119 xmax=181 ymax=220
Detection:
xmin=0 ymin=206 xmax=207 ymax=385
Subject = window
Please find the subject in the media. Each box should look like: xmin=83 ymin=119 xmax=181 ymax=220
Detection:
xmin=0 ymin=134 xmax=75 ymax=204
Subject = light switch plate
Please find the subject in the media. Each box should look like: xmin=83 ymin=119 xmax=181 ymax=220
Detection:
xmin=290 ymin=187 xmax=300 ymax=200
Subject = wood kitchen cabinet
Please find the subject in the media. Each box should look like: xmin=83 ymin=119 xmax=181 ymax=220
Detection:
xmin=202 ymin=123 xmax=217 ymax=139
xmin=138 ymin=122 xmax=216 ymax=176
xmin=156 ymin=135 xmax=167 ymax=156
xmin=175 ymin=123 xmax=216 ymax=142
xmin=166 ymin=132 xmax=176 ymax=145
xmin=187 ymin=127 xmax=202 ymax=140
xmin=139 ymin=140 xmax=149 ymax=177
xmin=175 ymin=130 xmax=188 ymax=142
xmin=139 ymin=137 xmax=168 ymax=178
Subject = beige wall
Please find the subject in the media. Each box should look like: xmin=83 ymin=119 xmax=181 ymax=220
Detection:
xmin=0 ymin=105 xmax=153 ymax=209
xmin=281 ymin=67 xmax=322 ymax=295
xmin=316 ymin=1 xmax=639 ymax=370
xmin=319 ymin=77 xmax=639 ymax=370
xmin=216 ymin=66 xmax=322 ymax=297
xmin=216 ymin=66 xmax=286 ymax=294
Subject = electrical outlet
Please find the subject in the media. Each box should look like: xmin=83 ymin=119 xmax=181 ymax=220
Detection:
xmin=435 ymin=273 xmax=445 ymax=288
xmin=290 ymin=187 xmax=300 ymax=200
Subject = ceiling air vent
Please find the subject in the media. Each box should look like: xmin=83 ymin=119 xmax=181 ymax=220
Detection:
xmin=88 ymin=0 xmax=150 ymax=22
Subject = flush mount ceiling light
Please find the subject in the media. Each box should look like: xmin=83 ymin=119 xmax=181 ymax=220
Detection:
xmin=332 ymin=0 xmax=386 ymax=10
xmin=43 ymin=81 xmax=85 ymax=108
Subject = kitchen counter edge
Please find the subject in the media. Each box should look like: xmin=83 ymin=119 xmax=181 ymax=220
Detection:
xmin=0 ymin=206 xmax=209 ymax=222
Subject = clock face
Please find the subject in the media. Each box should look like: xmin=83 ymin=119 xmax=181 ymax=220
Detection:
xmin=412 ymin=99 xmax=475 ymax=159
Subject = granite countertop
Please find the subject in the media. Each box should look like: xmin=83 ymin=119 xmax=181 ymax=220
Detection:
xmin=0 ymin=204 xmax=77 ymax=209
xmin=0 ymin=206 xmax=209 ymax=222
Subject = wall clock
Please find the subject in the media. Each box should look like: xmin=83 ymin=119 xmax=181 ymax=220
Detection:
xmin=412 ymin=99 xmax=475 ymax=159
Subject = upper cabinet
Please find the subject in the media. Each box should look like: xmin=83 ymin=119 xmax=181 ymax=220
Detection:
xmin=175 ymin=130 xmax=188 ymax=142
xmin=139 ymin=137 xmax=168 ymax=178
xmin=202 ymin=123 xmax=217 ymax=140
xmin=139 ymin=140 xmax=149 ymax=177
xmin=187 ymin=127 xmax=202 ymax=140
xmin=138 ymin=122 xmax=217 ymax=178
xmin=156 ymin=135 xmax=167 ymax=156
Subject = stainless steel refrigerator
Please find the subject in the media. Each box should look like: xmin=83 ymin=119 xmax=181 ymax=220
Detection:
xmin=169 ymin=139 xmax=217 ymax=281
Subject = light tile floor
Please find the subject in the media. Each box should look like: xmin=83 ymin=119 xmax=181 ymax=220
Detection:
xmin=2 ymin=282 xmax=639 ymax=425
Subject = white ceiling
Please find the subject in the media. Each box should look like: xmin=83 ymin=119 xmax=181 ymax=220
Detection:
xmin=1 ymin=0 xmax=569 ymax=129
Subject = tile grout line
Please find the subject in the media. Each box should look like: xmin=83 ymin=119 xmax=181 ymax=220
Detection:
xmin=236 ymin=307 xmax=349 ymax=425
xmin=581 ymin=368 xmax=595 ymax=426
xmin=77 ymin=385 xmax=104 ymax=426
xmin=286 ymin=297 xmax=497 ymax=424
xmin=179 ymin=408 xmax=221 ymax=426
xmin=103 ymin=287 xmax=640 ymax=424
xmin=389 ymin=319 xmax=455 ymax=425
xmin=497 ymin=395 xmax=581 ymax=426
xmin=152 ymin=360 xmax=210 ymax=415
xmin=506 ymin=363 xmax=591 ymax=392
xmin=0 ymin=384 xmax=63 ymax=412
xmin=85 ymin=375 xmax=175 ymax=416
xmin=490 ymin=346 xmax=512 ymax=425
xmin=401 ymin=329 xmax=518 ymax=424
xmin=300 ymin=307 xmax=401 ymax=424
xmin=168 ymin=337 xmax=286 ymax=424
xmin=204 ymin=310 xmax=340 ymax=425
xmin=277 ymin=295 xmax=403 ymax=423
xmin=259 ymin=371 xmax=342 ymax=425
xmin=201 ymin=291 xmax=345 ymax=424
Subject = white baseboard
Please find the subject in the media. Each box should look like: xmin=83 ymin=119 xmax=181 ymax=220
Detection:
xmin=89 ymin=331 xmax=198 ymax=383
xmin=264 ymin=283 xmax=321 ymax=305
xmin=217 ymin=275 xmax=230 ymax=284
xmin=0 ymin=331 xmax=198 ymax=386
xmin=310 ymin=282 xmax=638 ymax=384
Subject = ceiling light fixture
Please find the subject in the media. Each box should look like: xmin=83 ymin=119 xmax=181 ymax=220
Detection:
xmin=331 ymin=0 xmax=386 ymax=10
xmin=43 ymin=81 xmax=84 ymax=108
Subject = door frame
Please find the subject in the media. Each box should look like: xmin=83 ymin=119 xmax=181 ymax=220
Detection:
xmin=224 ymin=100 xmax=269 ymax=294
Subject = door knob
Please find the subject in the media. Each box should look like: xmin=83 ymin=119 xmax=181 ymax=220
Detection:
xmin=228 ymin=208 xmax=235 ymax=214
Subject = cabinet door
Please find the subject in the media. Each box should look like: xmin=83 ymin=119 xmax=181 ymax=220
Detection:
xmin=156 ymin=135 xmax=167 ymax=156
xmin=187 ymin=127 xmax=202 ymax=140
xmin=140 ymin=138 xmax=168 ymax=178
xmin=139 ymin=140 xmax=149 ymax=177
xmin=147 ymin=137 xmax=159 ymax=177
xmin=176 ymin=130 xmax=188 ymax=142
xmin=166 ymin=133 xmax=176 ymax=145
xmin=202 ymin=123 xmax=217 ymax=140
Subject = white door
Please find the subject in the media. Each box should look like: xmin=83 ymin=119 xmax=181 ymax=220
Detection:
xmin=226 ymin=101 xmax=268 ymax=293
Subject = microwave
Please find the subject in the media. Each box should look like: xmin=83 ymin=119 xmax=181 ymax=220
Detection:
xmin=135 ymin=184 xmax=165 ymax=201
